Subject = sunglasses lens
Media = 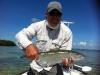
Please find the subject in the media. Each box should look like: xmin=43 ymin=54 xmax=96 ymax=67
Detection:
xmin=49 ymin=10 xmax=62 ymax=16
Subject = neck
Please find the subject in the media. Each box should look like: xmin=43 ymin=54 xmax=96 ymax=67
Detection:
xmin=46 ymin=21 xmax=60 ymax=29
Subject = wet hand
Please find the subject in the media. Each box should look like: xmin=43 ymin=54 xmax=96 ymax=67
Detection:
xmin=25 ymin=44 xmax=39 ymax=60
xmin=62 ymin=57 xmax=75 ymax=66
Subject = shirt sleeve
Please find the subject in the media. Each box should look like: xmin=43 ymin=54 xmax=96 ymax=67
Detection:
xmin=15 ymin=23 xmax=38 ymax=49
xmin=60 ymin=31 xmax=73 ymax=50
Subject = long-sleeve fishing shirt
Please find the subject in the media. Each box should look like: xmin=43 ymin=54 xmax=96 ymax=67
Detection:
xmin=15 ymin=20 xmax=73 ymax=51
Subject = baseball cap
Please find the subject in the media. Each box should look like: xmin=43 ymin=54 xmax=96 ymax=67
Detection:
xmin=47 ymin=1 xmax=62 ymax=13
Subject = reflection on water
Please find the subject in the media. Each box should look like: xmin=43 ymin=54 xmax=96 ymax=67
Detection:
xmin=0 ymin=46 xmax=100 ymax=75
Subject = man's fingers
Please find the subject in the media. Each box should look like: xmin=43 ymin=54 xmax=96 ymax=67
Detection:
xmin=62 ymin=57 xmax=75 ymax=66
xmin=62 ymin=58 xmax=68 ymax=66
xmin=68 ymin=57 xmax=75 ymax=64
xmin=26 ymin=54 xmax=39 ymax=60
xmin=27 ymin=55 xmax=35 ymax=60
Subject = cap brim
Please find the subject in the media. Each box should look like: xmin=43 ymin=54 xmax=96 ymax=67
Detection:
xmin=48 ymin=8 xmax=62 ymax=13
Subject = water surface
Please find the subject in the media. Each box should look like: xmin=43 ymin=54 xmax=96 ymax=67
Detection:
xmin=0 ymin=46 xmax=100 ymax=75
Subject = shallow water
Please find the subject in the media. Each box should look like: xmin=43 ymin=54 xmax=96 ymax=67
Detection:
xmin=0 ymin=46 xmax=100 ymax=75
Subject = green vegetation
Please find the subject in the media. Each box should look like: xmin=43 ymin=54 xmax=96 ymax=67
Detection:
xmin=0 ymin=40 xmax=16 ymax=46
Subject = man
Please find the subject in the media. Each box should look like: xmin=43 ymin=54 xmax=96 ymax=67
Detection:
xmin=16 ymin=1 xmax=73 ymax=75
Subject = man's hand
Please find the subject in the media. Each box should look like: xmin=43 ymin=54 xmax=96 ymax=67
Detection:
xmin=62 ymin=57 xmax=75 ymax=66
xmin=25 ymin=44 xmax=39 ymax=60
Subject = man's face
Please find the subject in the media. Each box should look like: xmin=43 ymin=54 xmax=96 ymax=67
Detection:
xmin=46 ymin=9 xmax=62 ymax=27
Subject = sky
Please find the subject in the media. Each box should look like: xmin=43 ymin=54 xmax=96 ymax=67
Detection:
xmin=0 ymin=0 xmax=99 ymax=50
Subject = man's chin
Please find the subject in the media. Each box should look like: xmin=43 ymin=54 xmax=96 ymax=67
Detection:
xmin=51 ymin=23 xmax=59 ymax=27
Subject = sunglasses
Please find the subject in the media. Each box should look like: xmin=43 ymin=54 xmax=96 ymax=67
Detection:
xmin=49 ymin=10 xmax=62 ymax=16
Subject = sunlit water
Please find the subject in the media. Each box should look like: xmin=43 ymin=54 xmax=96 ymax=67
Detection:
xmin=0 ymin=46 xmax=100 ymax=75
